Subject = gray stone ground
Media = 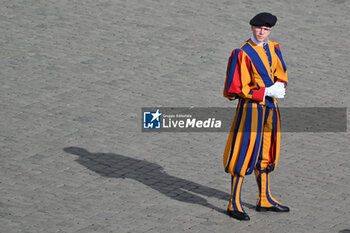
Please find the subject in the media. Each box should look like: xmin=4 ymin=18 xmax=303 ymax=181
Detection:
xmin=0 ymin=0 xmax=349 ymax=232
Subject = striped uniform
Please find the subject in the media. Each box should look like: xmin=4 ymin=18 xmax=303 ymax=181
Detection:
xmin=223 ymin=39 xmax=288 ymax=211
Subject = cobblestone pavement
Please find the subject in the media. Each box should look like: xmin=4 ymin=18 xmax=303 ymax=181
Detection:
xmin=0 ymin=0 xmax=349 ymax=232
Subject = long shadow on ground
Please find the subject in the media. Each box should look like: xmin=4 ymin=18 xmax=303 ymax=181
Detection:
xmin=64 ymin=146 xmax=255 ymax=214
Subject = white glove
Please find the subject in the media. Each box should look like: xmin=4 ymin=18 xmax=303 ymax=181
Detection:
xmin=265 ymin=82 xmax=285 ymax=99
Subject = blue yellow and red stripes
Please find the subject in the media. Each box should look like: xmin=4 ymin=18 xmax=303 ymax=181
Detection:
xmin=224 ymin=38 xmax=288 ymax=210
xmin=223 ymin=98 xmax=280 ymax=176
xmin=223 ymin=39 xmax=288 ymax=104
xmin=223 ymin=39 xmax=286 ymax=176
xmin=255 ymin=105 xmax=281 ymax=172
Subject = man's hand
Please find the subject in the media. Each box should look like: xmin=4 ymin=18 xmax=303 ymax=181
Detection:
xmin=265 ymin=82 xmax=285 ymax=99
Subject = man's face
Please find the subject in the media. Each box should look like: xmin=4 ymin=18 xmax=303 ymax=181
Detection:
xmin=251 ymin=26 xmax=271 ymax=42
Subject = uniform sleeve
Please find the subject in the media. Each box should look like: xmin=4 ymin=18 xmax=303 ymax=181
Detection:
xmin=274 ymin=43 xmax=288 ymax=87
xmin=223 ymin=49 xmax=266 ymax=102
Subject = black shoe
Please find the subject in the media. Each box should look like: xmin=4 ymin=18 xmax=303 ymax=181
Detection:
xmin=256 ymin=204 xmax=290 ymax=212
xmin=226 ymin=209 xmax=250 ymax=221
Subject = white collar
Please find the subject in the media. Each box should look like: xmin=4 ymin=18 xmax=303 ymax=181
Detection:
xmin=250 ymin=34 xmax=269 ymax=47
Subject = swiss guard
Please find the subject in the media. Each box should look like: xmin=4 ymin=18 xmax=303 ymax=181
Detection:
xmin=223 ymin=12 xmax=290 ymax=221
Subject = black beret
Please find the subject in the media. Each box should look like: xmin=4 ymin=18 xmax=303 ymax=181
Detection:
xmin=249 ymin=12 xmax=277 ymax=27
